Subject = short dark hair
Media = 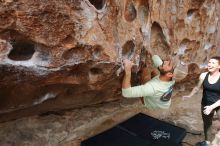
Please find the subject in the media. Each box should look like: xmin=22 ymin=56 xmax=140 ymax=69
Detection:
xmin=211 ymin=56 xmax=220 ymax=64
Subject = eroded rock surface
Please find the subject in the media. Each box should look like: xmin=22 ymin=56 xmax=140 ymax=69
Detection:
xmin=0 ymin=0 xmax=220 ymax=121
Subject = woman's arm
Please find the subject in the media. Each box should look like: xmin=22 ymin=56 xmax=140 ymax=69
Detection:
xmin=204 ymin=100 xmax=220 ymax=115
xmin=182 ymin=73 xmax=206 ymax=100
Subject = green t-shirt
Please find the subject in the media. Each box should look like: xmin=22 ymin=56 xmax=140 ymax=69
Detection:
xmin=122 ymin=55 xmax=175 ymax=109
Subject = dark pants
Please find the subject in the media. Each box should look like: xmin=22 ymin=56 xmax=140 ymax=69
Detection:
xmin=201 ymin=105 xmax=220 ymax=141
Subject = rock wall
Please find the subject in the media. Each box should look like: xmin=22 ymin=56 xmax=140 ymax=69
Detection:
xmin=0 ymin=0 xmax=220 ymax=122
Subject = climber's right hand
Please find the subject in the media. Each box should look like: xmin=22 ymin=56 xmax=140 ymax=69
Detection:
xmin=123 ymin=59 xmax=134 ymax=74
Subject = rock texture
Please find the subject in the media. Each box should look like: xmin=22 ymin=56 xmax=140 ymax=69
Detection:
xmin=0 ymin=0 xmax=220 ymax=121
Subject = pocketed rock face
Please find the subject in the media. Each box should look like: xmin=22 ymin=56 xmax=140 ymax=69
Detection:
xmin=0 ymin=0 xmax=220 ymax=122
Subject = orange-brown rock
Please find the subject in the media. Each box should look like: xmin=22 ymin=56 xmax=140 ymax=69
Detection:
xmin=0 ymin=0 xmax=220 ymax=122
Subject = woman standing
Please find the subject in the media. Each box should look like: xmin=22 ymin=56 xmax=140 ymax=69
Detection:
xmin=182 ymin=56 xmax=220 ymax=146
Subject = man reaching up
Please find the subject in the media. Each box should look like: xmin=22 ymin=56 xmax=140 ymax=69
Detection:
xmin=122 ymin=55 xmax=175 ymax=109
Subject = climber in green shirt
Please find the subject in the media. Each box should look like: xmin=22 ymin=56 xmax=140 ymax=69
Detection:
xmin=122 ymin=55 xmax=175 ymax=109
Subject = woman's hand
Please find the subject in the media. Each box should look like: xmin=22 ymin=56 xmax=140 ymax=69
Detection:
xmin=182 ymin=95 xmax=192 ymax=101
xmin=203 ymin=106 xmax=213 ymax=115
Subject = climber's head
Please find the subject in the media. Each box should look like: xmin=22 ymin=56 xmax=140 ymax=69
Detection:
xmin=158 ymin=59 xmax=174 ymax=76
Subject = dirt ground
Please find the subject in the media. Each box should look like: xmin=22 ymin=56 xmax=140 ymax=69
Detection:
xmin=0 ymin=90 xmax=219 ymax=146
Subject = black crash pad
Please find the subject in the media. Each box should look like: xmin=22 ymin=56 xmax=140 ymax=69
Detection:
xmin=81 ymin=113 xmax=186 ymax=146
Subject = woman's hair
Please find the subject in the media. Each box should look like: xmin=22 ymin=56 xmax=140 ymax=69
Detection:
xmin=211 ymin=56 xmax=220 ymax=64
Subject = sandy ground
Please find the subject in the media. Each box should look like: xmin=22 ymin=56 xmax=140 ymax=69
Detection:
xmin=0 ymin=90 xmax=219 ymax=146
